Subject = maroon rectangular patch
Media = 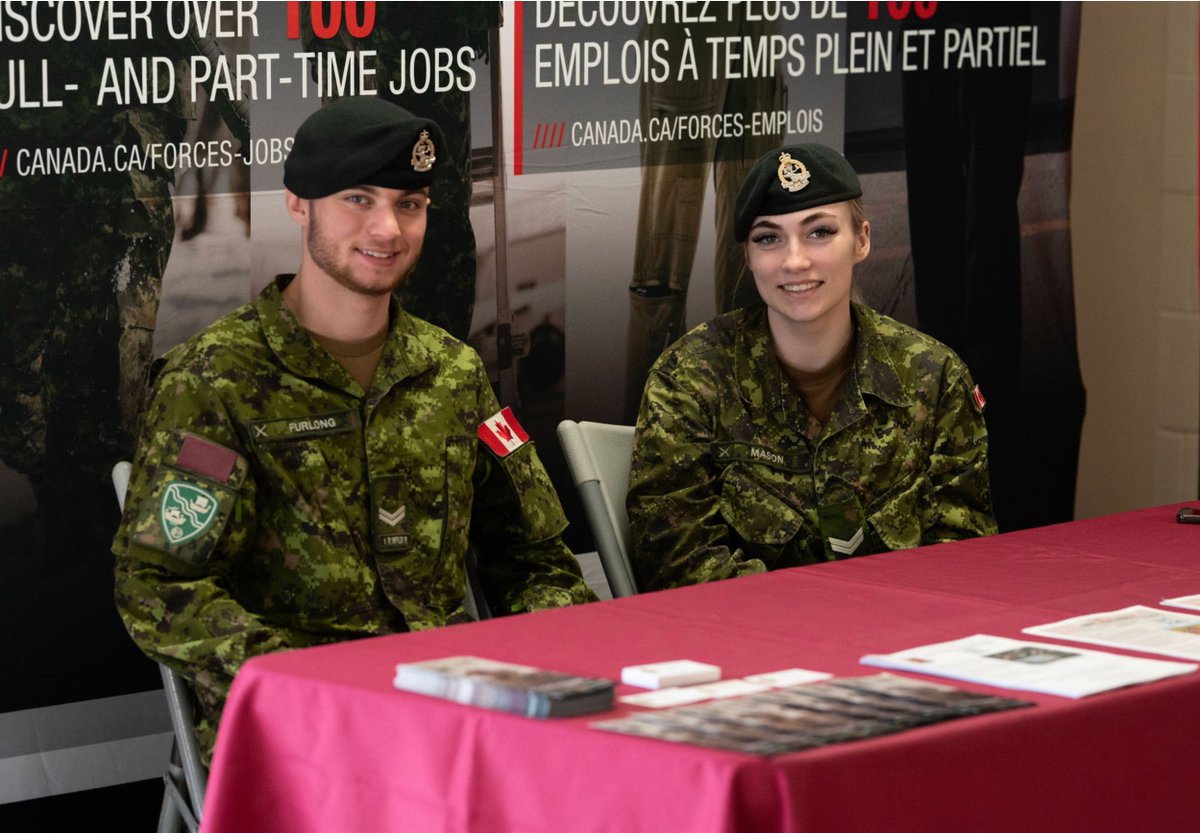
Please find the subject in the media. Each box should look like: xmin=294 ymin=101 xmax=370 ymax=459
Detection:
xmin=176 ymin=434 xmax=238 ymax=484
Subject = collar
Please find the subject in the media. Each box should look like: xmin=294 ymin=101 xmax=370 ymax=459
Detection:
xmin=257 ymin=276 xmax=437 ymax=396
xmin=734 ymin=302 xmax=910 ymax=417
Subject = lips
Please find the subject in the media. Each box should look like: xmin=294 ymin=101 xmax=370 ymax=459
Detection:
xmin=780 ymin=280 xmax=820 ymax=293
xmin=357 ymin=248 xmax=397 ymax=261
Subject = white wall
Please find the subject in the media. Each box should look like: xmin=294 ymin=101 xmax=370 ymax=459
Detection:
xmin=1072 ymin=1 xmax=1199 ymax=517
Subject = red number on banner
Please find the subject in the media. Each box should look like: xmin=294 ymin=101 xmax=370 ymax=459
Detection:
xmin=343 ymin=2 xmax=375 ymax=36
xmin=866 ymin=2 xmax=937 ymax=20
xmin=285 ymin=2 xmax=376 ymax=39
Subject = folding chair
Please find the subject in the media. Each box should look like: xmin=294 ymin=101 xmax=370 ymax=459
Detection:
xmin=464 ymin=539 xmax=493 ymax=621
xmin=556 ymin=420 xmax=639 ymax=597
xmin=112 ymin=462 xmax=207 ymax=833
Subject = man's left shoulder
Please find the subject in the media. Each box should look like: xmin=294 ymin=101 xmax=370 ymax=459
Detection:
xmin=403 ymin=313 xmax=486 ymax=372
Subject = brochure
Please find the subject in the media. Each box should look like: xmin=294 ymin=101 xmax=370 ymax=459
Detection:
xmin=1023 ymin=604 xmax=1200 ymax=662
xmin=393 ymin=655 xmax=614 ymax=718
xmin=861 ymin=633 xmax=1196 ymax=698
xmin=592 ymin=673 xmax=1029 ymax=756
xmin=1160 ymin=593 xmax=1200 ymax=613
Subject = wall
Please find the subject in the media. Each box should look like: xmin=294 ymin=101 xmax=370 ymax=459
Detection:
xmin=1073 ymin=1 xmax=1200 ymax=517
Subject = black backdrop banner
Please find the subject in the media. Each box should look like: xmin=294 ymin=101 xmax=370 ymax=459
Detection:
xmin=0 ymin=0 xmax=1081 ymax=811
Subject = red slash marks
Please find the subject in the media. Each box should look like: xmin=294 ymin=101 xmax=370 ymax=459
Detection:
xmin=531 ymin=122 xmax=566 ymax=150
xmin=1 ymin=148 xmax=8 ymax=177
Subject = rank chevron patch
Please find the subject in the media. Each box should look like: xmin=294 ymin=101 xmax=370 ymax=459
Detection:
xmin=829 ymin=526 xmax=864 ymax=556
xmin=378 ymin=505 xmax=406 ymax=528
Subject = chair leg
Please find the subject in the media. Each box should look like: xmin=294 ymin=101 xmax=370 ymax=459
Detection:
xmin=157 ymin=781 xmax=184 ymax=833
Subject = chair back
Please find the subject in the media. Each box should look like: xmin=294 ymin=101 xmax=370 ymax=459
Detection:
xmin=556 ymin=420 xmax=639 ymax=597
xmin=112 ymin=462 xmax=207 ymax=832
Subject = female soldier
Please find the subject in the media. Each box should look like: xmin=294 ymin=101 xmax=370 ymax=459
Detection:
xmin=626 ymin=143 xmax=996 ymax=592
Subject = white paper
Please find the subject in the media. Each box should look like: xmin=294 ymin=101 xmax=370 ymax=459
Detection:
xmin=619 ymin=687 xmax=715 ymax=708
xmin=621 ymin=660 xmax=721 ymax=689
xmin=685 ymin=679 xmax=772 ymax=699
xmin=742 ymin=668 xmax=833 ymax=687
xmin=860 ymin=634 xmax=1196 ymax=698
xmin=618 ymin=668 xmax=830 ymax=708
xmin=1023 ymin=605 xmax=1200 ymax=662
xmin=1161 ymin=593 xmax=1200 ymax=612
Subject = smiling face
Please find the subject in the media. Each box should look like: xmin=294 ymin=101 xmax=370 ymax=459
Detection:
xmin=745 ymin=200 xmax=870 ymax=335
xmin=288 ymin=184 xmax=429 ymax=297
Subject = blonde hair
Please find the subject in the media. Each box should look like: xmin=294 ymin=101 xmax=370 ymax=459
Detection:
xmin=848 ymin=198 xmax=868 ymax=232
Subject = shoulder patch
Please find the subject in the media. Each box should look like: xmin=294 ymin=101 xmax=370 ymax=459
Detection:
xmin=176 ymin=433 xmax=239 ymax=484
xmin=971 ymin=384 xmax=986 ymax=412
xmin=477 ymin=407 xmax=529 ymax=457
xmin=160 ymin=481 xmax=220 ymax=545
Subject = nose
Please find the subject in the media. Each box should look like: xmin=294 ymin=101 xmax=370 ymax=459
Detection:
xmin=783 ymin=239 xmax=811 ymax=272
xmin=367 ymin=205 xmax=404 ymax=240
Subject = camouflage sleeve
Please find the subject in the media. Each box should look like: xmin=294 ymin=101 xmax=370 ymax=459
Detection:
xmin=112 ymin=367 xmax=316 ymax=721
xmin=627 ymin=359 xmax=768 ymax=591
xmin=468 ymin=367 xmax=597 ymax=614
xmin=921 ymin=363 xmax=999 ymax=542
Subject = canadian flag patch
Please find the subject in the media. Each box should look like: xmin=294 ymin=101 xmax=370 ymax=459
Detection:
xmin=971 ymin=384 xmax=986 ymax=412
xmin=477 ymin=407 xmax=529 ymax=457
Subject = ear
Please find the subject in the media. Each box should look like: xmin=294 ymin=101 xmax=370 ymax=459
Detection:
xmin=853 ymin=220 xmax=871 ymax=264
xmin=284 ymin=190 xmax=309 ymax=228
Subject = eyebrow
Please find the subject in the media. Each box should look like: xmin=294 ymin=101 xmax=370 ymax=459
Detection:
xmin=348 ymin=185 xmax=429 ymax=197
xmin=750 ymin=211 xmax=838 ymax=231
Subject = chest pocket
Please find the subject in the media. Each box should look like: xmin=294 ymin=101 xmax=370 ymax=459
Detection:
xmin=371 ymin=434 xmax=474 ymax=607
xmin=250 ymin=409 xmax=360 ymax=523
xmin=244 ymin=411 xmax=374 ymax=621
xmin=865 ymin=472 xmax=925 ymax=551
xmin=719 ymin=463 xmax=806 ymax=551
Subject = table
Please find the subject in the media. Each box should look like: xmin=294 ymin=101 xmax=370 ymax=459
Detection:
xmin=203 ymin=503 xmax=1200 ymax=833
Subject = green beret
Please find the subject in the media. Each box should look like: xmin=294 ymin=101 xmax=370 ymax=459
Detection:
xmin=733 ymin=143 xmax=862 ymax=241
xmin=283 ymin=97 xmax=444 ymax=198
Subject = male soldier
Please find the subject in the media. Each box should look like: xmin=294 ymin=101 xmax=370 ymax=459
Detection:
xmin=299 ymin=2 xmax=500 ymax=342
xmin=113 ymin=97 xmax=596 ymax=762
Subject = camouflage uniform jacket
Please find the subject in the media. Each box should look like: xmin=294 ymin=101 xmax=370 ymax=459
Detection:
xmin=113 ymin=278 xmax=593 ymax=759
xmin=627 ymin=302 xmax=996 ymax=591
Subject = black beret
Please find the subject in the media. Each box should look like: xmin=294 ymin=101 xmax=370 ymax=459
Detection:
xmin=733 ymin=144 xmax=862 ymax=241
xmin=283 ymin=97 xmax=444 ymax=198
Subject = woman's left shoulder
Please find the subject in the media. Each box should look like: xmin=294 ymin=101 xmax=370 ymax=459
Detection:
xmin=857 ymin=305 xmax=962 ymax=363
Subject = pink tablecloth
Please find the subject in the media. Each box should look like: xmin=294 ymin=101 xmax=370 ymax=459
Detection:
xmin=203 ymin=503 xmax=1200 ymax=833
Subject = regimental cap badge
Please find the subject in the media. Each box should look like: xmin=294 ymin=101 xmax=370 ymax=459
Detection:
xmin=777 ymin=152 xmax=811 ymax=192
xmin=411 ymin=129 xmax=436 ymax=173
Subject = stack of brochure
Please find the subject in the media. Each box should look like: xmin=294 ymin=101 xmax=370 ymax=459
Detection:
xmin=393 ymin=655 xmax=614 ymax=718
xmin=592 ymin=673 xmax=1030 ymax=755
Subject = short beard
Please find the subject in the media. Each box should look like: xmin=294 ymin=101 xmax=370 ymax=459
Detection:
xmin=306 ymin=203 xmax=416 ymax=297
